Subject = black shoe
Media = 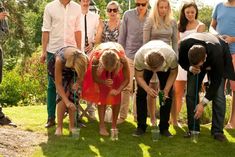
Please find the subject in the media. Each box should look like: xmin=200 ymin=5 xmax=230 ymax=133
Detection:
xmin=132 ymin=128 xmax=145 ymax=137
xmin=45 ymin=118 xmax=55 ymax=128
xmin=214 ymin=133 xmax=227 ymax=142
xmin=184 ymin=131 xmax=200 ymax=138
xmin=0 ymin=116 xmax=17 ymax=127
xmin=160 ymin=130 xmax=173 ymax=138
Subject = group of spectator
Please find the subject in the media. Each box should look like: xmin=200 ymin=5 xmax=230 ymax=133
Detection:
xmin=1 ymin=0 xmax=234 ymax=143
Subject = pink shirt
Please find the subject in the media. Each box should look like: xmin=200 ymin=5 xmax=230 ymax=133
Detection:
xmin=42 ymin=0 xmax=81 ymax=53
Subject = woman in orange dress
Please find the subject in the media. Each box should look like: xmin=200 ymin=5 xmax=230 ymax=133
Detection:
xmin=82 ymin=42 xmax=130 ymax=139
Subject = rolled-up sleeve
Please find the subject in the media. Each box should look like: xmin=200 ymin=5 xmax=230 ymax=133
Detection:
xmin=171 ymin=20 xmax=178 ymax=55
xmin=143 ymin=18 xmax=152 ymax=44
xmin=118 ymin=12 xmax=128 ymax=49
xmin=42 ymin=6 xmax=51 ymax=32
xmin=75 ymin=5 xmax=81 ymax=32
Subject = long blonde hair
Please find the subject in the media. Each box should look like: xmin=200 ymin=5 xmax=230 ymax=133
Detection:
xmin=65 ymin=49 xmax=89 ymax=80
xmin=149 ymin=0 xmax=173 ymax=29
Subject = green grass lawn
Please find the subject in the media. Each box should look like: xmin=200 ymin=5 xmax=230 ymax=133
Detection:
xmin=3 ymin=105 xmax=235 ymax=157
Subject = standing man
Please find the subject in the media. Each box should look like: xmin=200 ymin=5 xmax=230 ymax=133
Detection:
xmin=41 ymin=0 xmax=82 ymax=128
xmin=118 ymin=0 xmax=149 ymax=124
xmin=179 ymin=32 xmax=231 ymax=142
xmin=79 ymin=0 xmax=99 ymax=120
xmin=134 ymin=40 xmax=178 ymax=136
xmin=0 ymin=3 xmax=16 ymax=127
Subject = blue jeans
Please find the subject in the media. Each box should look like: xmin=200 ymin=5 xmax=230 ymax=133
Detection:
xmin=186 ymin=72 xmax=225 ymax=134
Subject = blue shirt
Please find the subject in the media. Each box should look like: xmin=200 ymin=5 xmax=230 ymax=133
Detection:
xmin=212 ymin=2 xmax=235 ymax=53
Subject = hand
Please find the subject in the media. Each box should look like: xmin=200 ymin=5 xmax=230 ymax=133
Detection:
xmin=85 ymin=42 xmax=93 ymax=54
xmin=72 ymin=83 xmax=80 ymax=91
xmin=146 ymin=87 xmax=158 ymax=98
xmin=66 ymin=102 xmax=76 ymax=112
xmin=0 ymin=12 xmax=8 ymax=19
xmin=163 ymin=89 xmax=170 ymax=101
xmin=189 ymin=66 xmax=201 ymax=75
xmin=223 ymin=35 xmax=234 ymax=44
xmin=40 ymin=52 xmax=47 ymax=64
xmin=194 ymin=103 xmax=204 ymax=119
xmin=104 ymin=79 xmax=113 ymax=87
xmin=109 ymin=89 xmax=120 ymax=96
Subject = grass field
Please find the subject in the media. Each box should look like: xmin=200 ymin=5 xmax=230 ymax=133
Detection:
xmin=3 ymin=105 xmax=235 ymax=157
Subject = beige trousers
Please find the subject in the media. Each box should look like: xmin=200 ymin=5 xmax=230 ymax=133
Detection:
xmin=119 ymin=58 xmax=136 ymax=120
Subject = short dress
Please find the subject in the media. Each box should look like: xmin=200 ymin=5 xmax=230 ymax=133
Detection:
xmin=81 ymin=47 xmax=125 ymax=105
xmin=48 ymin=46 xmax=80 ymax=103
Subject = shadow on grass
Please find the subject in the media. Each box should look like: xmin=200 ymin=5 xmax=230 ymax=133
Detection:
xmin=38 ymin=120 xmax=235 ymax=157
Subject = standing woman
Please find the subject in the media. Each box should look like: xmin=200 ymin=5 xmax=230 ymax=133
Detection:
xmin=143 ymin=0 xmax=177 ymax=127
xmin=82 ymin=42 xmax=129 ymax=139
xmin=95 ymin=1 xmax=121 ymax=43
xmin=171 ymin=2 xmax=205 ymax=126
xmin=210 ymin=0 xmax=235 ymax=129
xmin=48 ymin=47 xmax=88 ymax=135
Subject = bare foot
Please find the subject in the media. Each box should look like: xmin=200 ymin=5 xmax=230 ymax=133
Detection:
xmin=55 ymin=128 xmax=62 ymax=136
xmin=99 ymin=128 xmax=109 ymax=136
xmin=225 ymin=123 xmax=235 ymax=129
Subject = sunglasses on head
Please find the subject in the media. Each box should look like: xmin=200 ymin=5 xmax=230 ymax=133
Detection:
xmin=136 ymin=3 xmax=147 ymax=7
xmin=107 ymin=8 xmax=118 ymax=13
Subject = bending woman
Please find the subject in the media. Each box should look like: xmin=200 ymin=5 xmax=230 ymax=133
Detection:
xmin=82 ymin=42 xmax=129 ymax=139
xmin=48 ymin=46 xmax=88 ymax=135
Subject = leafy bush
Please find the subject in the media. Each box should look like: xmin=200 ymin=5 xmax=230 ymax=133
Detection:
xmin=0 ymin=49 xmax=47 ymax=106
xmin=0 ymin=69 xmax=22 ymax=106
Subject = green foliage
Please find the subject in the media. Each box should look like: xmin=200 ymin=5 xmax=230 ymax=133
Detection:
xmin=0 ymin=49 xmax=47 ymax=106
xmin=198 ymin=6 xmax=213 ymax=30
xmin=0 ymin=69 xmax=22 ymax=105
xmin=2 ymin=0 xmax=47 ymax=58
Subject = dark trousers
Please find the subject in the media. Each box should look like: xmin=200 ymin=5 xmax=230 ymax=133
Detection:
xmin=186 ymin=72 xmax=225 ymax=134
xmin=136 ymin=69 xmax=173 ymax=132
xmin=0 ymin=107 xmax=4 ymax=119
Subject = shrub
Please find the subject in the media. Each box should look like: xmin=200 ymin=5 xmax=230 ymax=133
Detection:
xmin=0 ymin=49 xmax=47 ymax=106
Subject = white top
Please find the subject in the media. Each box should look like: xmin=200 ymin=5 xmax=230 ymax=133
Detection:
xmin=134 ymin=40 xmax=178 ymax=72
xmin=177 ymin=23 xmax=200 ymax=81
xmin=42 ymin=0 xmax=81 ymax=53
xmin=80 ymin=11 xmax=99 ymax=52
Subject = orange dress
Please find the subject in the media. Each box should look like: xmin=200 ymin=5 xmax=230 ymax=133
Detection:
xmin=81 ymin=48 xmax=125 ymax=105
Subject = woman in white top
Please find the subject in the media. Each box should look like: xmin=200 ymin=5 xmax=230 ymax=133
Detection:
xmin=171 ymin=2 xmax=205 ymax=126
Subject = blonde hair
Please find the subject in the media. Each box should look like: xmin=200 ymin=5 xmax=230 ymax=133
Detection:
xmin=145 ymin=51 xmax=164 ymax=69
xmin=97 ymin=42 xmax=123 ymax=71
xmin=106 ymin=1 xmax=121 ymax=12
xmin=149 ymin=0 xmax=173 ymax=29
xmin=65 ymin=49 xmax=89 ymax=80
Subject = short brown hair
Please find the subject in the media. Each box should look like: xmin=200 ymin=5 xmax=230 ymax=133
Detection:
xmin=145 ymin=51 xmax=164 ymax=69
xmin=188 ymin=45 xmax=206 ymax=65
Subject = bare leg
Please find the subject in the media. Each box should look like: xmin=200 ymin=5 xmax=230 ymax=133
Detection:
xmin=68 ymin=104 xmax=76 ymax=131
xmin=171 ymin=81 xmax=186 ymax=126
xmin=111 ymin=104 xmax=121 ymax=129
xmin=147 ymin=82 xmax=157 ymax=126
xmin=226 ymin=91 xmax=235 ymax=128
xmin=98 ymin=105 xmax=109 ymax=136
xmin=55 ymin=101 xmax=66 ymax=135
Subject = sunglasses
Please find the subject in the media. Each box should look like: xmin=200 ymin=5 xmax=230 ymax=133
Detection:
xmin=107 ymin=8 xmax=118 ymax=13
xmin=136 ymin=3 xmax=147 ymax=7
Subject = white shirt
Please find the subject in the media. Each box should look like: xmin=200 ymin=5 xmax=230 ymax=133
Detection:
xmin=134 ymin=40 xmax=178 ymax=72
xmin=42 ymin=0 xmax=81 ymax=53
xmin=80 ymin=11 xmax=99 ymax=52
